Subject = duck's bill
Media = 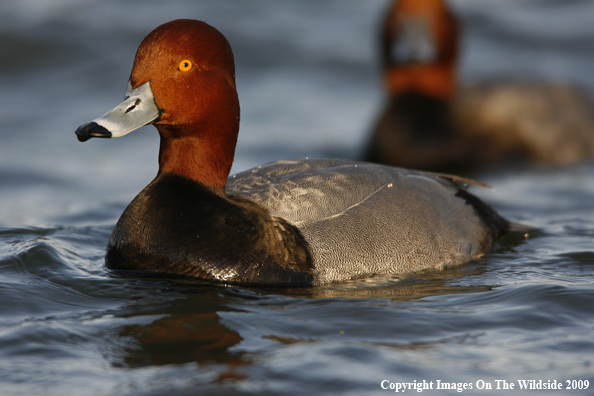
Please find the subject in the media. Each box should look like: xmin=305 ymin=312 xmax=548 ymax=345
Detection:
xmin=75 ymin=81 xmax=161 ymax=142
xmin=392 ymin=18 xmax=437 ymax=64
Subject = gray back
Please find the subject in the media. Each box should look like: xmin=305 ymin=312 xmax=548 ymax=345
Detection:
xmin=227 ymin=158 xmax=488 ymax=284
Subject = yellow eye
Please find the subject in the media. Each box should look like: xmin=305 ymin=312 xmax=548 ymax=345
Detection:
xmin=178 ymin=60 xmax=193 ymax=72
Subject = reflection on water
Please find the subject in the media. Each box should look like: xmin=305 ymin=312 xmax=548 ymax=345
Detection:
xmin=287 ymin=264 xmax=492 ymax=300
xmin=118 ymin=312 xmax=242 ymax=368
xmin=108 ymin=262 xmax=493 ymax=369
xmin=114 ymin=298 xmax=250 ymax=385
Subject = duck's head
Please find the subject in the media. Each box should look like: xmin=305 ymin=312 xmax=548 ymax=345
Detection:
xmin=382 ymin=0 xmax=459 ymax=100
xmin=75 ymin=19 xmax=240 ymax=189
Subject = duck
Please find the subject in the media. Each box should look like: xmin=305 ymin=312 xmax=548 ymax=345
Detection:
xmin=75 ymin=19 xmax=522 ymax=286
xmin=365 ymin=0 xmax=594 ymax=173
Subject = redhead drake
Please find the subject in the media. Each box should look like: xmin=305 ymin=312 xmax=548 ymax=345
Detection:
xmin=76 ymin=19 xmax=519 ymax=286
xmin=366 ymin=0 xmax=594 ymax=172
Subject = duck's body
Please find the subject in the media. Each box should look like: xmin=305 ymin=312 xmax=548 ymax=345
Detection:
xmin=366 ymin=91 xmax=483 ymax=173
xmin=75 ymin=19 xmax=520 ymax=286
xmin=454 ymin=82 xmax=594 ymax=166
xmin=106 ymin=170 xmax=314 ymax=285
xmin=227 ymin=158 xmax=506 ymax=285
xmin=106 ymin=158 xmax=506 ymax=286
xmin=367 ymin=0 xmax=594 ymax=172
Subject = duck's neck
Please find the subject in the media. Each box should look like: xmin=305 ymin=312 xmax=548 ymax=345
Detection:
xmin=156 ymin=123 xmax=237 ymax=190
xmin=384 ymin=63 xmax=456 ymax=101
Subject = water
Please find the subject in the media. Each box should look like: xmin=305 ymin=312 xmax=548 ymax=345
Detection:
xmin=1 ymin=0 xmax=594 ymax=395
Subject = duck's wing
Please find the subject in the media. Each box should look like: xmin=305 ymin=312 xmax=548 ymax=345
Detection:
xmin=227 ymin=158 xmax=486 ymax=224
xmin=227 ymin=158 xmax=393 ymax=225
xmin=227 ymin=158 xmax=504 ymax=284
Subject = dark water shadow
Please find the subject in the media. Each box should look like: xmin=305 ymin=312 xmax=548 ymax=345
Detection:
xmin=102 ymin=277 xmax=251 ymax=383
xmin=247 ymin=261 xmax=492 ymax=301
xmin=100 ymin=261 xmax=490 ymax=382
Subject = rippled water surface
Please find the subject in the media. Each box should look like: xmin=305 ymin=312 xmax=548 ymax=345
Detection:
xmin=1 ymin=1 xmax=594 ymax=395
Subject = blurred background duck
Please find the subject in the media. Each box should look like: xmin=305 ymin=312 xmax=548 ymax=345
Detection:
xmin=365 ymin=0 xmax=594 ymax=174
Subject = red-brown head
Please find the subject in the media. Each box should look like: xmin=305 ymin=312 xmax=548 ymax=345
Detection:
xmin=381 ymin=0 xmax=459 ymax=101
xmin=75 ymin=19 xmax=240 ymax=190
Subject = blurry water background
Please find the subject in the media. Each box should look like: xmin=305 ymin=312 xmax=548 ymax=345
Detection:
xmin=1 ymin=0 xmax=594 ymax=395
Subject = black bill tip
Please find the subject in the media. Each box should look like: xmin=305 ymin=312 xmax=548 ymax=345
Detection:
xmin=75 ymin=122 xmax=112 ymax=142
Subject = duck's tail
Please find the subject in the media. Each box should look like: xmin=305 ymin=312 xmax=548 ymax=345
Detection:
xmin=506 ymin=221 xmax=539 ymax=234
